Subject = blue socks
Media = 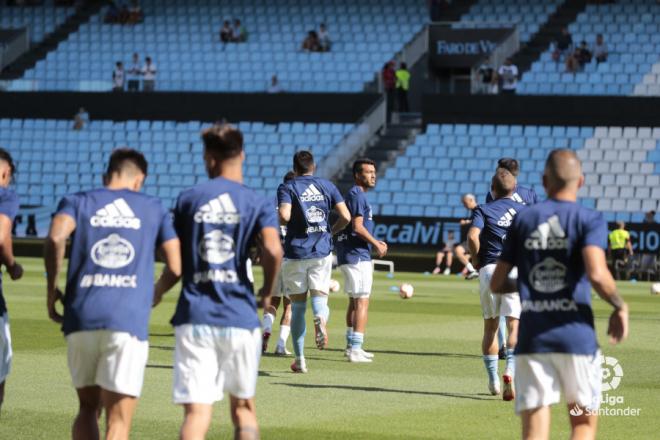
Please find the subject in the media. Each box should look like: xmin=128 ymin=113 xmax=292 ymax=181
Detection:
xmin=505 ymin=348 xmax=515 ymax=375
xmin=351 ymin=332 xmax=364 ymax=350
xmin=291 ymin=301 xmax=307 ymax=358
xmin=483 ymin=354 xmax=499 ymax=383
xmin=311 ymin=295 xmax=329 ymax=322
xmin=498 ymin=316 xmax=507 ymax=349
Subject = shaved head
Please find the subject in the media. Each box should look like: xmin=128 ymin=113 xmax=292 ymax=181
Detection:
xmin=543 ymin=149 xmax=583 ymax=196
xmin=491 ymin=168 xmax=516 ymax=199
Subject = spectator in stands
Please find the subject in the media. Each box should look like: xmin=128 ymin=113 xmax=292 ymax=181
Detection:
xmin=477 ymin=63 xmax=497 ymax=94
xmin=567 ymin=41 xmax=592 ymax=73
xmin=395 ymin=62 xmax=410 ymax=112
xmin=318 ymin=23 xmax=331 ymax=52
xmin=382 ymin=60 xmax=396 ymax=121
xmin=128 ymin=0 xmax=144 ymax=24
xmin=141 ymin=56 xmax=156 ymax=92
xmin=232 ymin=19 xmax=248 ymax=42
xmin=220 ymin=20 xmax=233 ymax=43
xmin=302 ymin=30 xmax=321 ymax=52
xmin=267 ymin=75 xmax=282 ymax=93
xmin=593 ymin=33 xmax=608 ymax=63
xmin=72 ymin=108 xmax=89 ymax=131
xmin=432 ymin=231 xmax=455 ymax=275
xmin=118 ymin=3 xmax=130 ymax=24
xmin=127 ymin=53 xmax=141 ymax=91
xmin=609 ymin=221 xmax=633 ymax=276
xmin=553 ymin=27 xmax=573 ymax=61
xmin=112 ymin=61 xmax=125 ymax=92
xmin=644 ymin=210 xmax=656 ymax=223
xmin=104 ymin=2 xmax=120 ymax=24
xmin=497 ymin=58 xmax=518 ymax=94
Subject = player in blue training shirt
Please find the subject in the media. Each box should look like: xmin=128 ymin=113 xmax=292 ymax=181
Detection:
xmin=485 ymin=157 xmax=539 ymax=205
xmin=170 ymin=125 xmax=282 ymax=439
xmin=468 ymin=169 xmax=525 ymax=401
xmin=44 ymin=148 xmax=181 ymax=440
xmin=491 ymin=149 xmax=628 ymax=440
xmin=336 ymin=158 xmax=387 ymax=363
xmin=262 ymin=170 xmax=295 ymax=356
xmin=0 ymin=149 xmax=23 ymax=415
xmin=277 ymin=150 xmax=350 ymax=373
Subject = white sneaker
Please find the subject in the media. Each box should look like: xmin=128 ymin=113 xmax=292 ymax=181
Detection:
xmin=349 ymin=349 xmax=373 ymax=363
xmin=346 ymin=347 xmax=374 ymax=358
xmin=344 ymin=346 xmax=351 ymax=357
xmin=465 ymin=270 xmax=479 ymax=280
xmin=488 ymin=378 xmax=501 ymax=396
xmin=274 ymin=345 xmax=291 ymax=356
xmin=291 ymin=359 xmax=308 ymax=373
xmin=443 ymin=268 xmax=451 ymax=275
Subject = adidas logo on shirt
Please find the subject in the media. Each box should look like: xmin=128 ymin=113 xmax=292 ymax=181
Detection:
xmin=524 ymin=215 xmax=568 ymax=250
xmin=300 ymin=184 xmax=325 ymax=202
xmin=497 ymin=208 xmax=518 ymax=227
xmin=90 ymin=198 xmax=141 ymax=229
xmin=194 ymin=193 xmax=240 ymax=224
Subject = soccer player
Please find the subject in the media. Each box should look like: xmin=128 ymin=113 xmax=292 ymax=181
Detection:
xmin=468 ymin=169 xmax=525 ymax=400
xmin=278 ymin=150 xmax=350 ymax=373
xmin=262 ymin=171 xmax=295 ymax=356
xmin=455 ymin=193 xmax=479 ymax=280
xmin=336 ymin=158 xmax=387 ymax=363
xmin=490 ymin=149 xmax=628 ymax=440
xmin=0 ymin=149 xmax=23 ymax=414
xmin=44 ymin=148 xmax=181 ymax=439
xmin=170 ymin=125 xmax=282 ymax=439
xmin=485 ymin=157 xmax=538 ymax=205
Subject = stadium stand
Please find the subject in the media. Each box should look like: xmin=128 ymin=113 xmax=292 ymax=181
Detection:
xmin=370 ymin=124 xmax=660 ymax=222
xmin=0 ymin=1 xmax=74 ymax=44
xmin=19 ymin=0 xmax=427 ymax=92
xmin=453 ymin=0 xmax=562 ymax=43
xmin=0 ymin=118 xmax=353 ymax=234
xmin=518 ymin=1 xmax=660 ymax=96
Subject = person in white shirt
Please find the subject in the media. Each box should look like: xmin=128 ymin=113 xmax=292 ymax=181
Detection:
xmin=497 ymin=58 xmax=518 ymax=95
xmin=127 ymin=53 xmax=141 ymax=92
xmin=142 ymin=56 xmax=156 ymax=92
xmin=112 ymin=61 xmax=125 ymax=92
xmin=318 ymin=23 xmax=331 ymax=52
xmin=593 ymin=34 xmax=608 ymax=63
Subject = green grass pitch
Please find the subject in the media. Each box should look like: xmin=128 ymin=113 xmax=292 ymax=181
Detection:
xmin=1 ymin=258 xmax=658 ymax=439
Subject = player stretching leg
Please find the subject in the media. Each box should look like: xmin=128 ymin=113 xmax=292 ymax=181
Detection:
xmin=455 ymin=193 xmax=479 ymax=279
xmin=491 ymin=149 xmax=628 ymax=440
xmin=262 ymin=171 xmax=295 ymax=356
xmin=170 ymin=125 xmax=282 ymax=439
xmin=336 ymin=159 xmax=387 ymax=363
xmin=278 ymin=151 xmax=350 ymax=373
xmin=45 ymin=149 xmax=181 ymax=439
xmin=0 ymin=149 xmax=23 ymax=415
xmin=468 ymin=170 xmax=525 ymax=399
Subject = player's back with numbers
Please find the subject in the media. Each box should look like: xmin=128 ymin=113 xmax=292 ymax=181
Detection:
xmin=57 ymin=187 xmax=175 ymax=340
xmin=172 ymin=177 xmax=277 ymax=329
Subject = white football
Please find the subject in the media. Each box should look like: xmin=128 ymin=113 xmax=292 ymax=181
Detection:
xmin=651 ymin=283 xmax=660 ymax=295
xmin=329 ymin=279 xmax=340 ymax=293
xmin=399 ymin=283 xmax=414 ymax=299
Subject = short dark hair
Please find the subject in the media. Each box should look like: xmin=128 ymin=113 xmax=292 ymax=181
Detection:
xmin=496 ymin=157 xmax=520 ymax=176
xmin=283 ymin=170 xmax=295 ymax=183
xmin=293 ymin=150 xmax=314 ymax=174
xmin=106 ymin=148 xmax=148 ymax=178
xmin=352 ymin=158 xmax=376 ymax=176
xmin=202 ymin=124 xmax=243 ymax=161
xmin=0 ymin=148 xmax=16 ymax=177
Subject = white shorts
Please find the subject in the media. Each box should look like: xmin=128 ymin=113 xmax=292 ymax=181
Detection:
xmin=66 ymin=330 xmax=149 ymax=397
xmin=173 ymin=325 xmax=261 ymax=404
xmin=0 ymin=313 xmax=12 ymax=383
xmin=271 ymin=270 xmax=287 ymax=298
xmin=340 ymin=261 xmax=373 ymax=298
xmin=515 ymin=351 xmax=602 ymax=414
xmin=281 ymin=254 xmax=333 ymax=295
xmin=479 ymin=264 xmax=521 ymax=319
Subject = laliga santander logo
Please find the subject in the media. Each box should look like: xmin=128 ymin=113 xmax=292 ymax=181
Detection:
xmin=569 ymin=404 xmax=584 ymax=417
xmin=601 ymin=355 xmax=624 ymax=392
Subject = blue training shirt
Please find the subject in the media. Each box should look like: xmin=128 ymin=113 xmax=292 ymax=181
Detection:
xmin=499 ymin=199 xmax=606 ymax=355
xmin=471 ymin=197 xmax=526 ymax=267
xmin=486 ymin=184 xmax=538 ymax=205
xmin=0 ymin=188 xmax=19 ymax=316
xmin=277 ymin=175 xmax=344 ymax=260
xmin=171 ymin=177 xmax=279 ymax=330
xmin=57 ymin=188 xmax=177 ymax=341
xmin=336 ymin=185 xmax=373 ymax=265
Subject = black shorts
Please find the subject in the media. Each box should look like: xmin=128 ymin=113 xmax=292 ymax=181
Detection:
xmin=611 ymin=249 xmax=626 ymax=262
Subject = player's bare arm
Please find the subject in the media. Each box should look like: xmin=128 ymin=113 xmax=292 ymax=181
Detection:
xmin=0 ymin=214 xmax=22 ymax=281
xmin=583 ymin=245 xmax=629 ymax=344
xmin=153 ymin=238 xmax=182 ymax=307
xmin=467 ymin=226 xmax=481 ymax=269
xmin=351 ymin=215 xmax=387 ymax=257
xmin=490 ymin=261 xmax=517 ymax=294
xmin=331 ymin=201 xmax=351 ymax=235
xmin=278 ymin=203 xmax=291 ymax=226
xmin=44 ymin=214 xmax=76 ymax=324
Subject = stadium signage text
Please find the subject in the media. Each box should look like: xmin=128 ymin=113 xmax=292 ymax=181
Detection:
xmin=608 ymin=222 xmax=660 ymax=255
xmin=428 ymin=27 xmax=514 ymax=69
xmin=373 ymin=216 xmax=453 ymax=247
